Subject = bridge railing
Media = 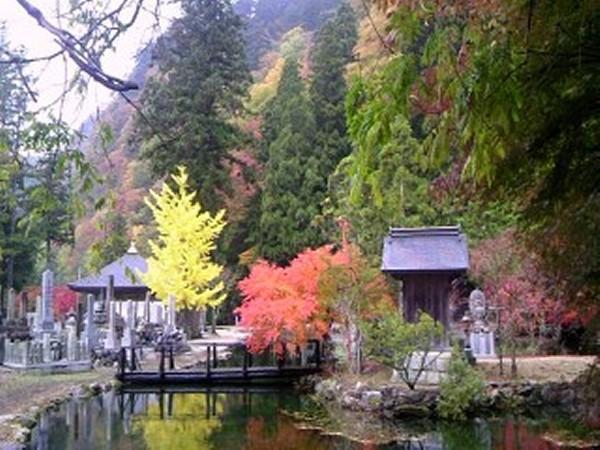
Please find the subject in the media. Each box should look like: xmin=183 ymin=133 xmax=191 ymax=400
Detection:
xmin=117 ymin=340 xmax=323 ymax=378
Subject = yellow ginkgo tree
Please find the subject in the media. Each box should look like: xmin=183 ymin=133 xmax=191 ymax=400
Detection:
xmin=142 ymin=166 xmax=227 ymax=311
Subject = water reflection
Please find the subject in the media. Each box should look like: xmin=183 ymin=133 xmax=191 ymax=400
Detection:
xmin=28 ymin=390 xmax=577 ymax=450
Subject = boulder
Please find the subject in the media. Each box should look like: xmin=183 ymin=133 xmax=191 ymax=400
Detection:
xmin=360 ymin=391 xmax=382 ymax=410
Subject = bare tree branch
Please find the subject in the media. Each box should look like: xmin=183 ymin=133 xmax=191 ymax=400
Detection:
xmin=15 ymin=0 xmax=139 ymax=92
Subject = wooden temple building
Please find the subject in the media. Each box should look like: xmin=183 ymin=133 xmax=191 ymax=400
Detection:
xmin=68 ymin=243 xmax=149 ymax=301
xmin=381 ymin=226 xmax=469 ymax=331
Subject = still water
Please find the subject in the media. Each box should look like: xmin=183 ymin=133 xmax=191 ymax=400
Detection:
xmin=28 ymin=389 xmax=576 ymax=450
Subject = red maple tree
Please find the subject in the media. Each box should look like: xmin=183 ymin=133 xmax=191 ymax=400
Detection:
xmin=236 ymin=245 xmax=350 ymax=354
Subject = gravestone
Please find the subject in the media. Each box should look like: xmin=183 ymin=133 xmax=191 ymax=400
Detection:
xmin=105 ymin=275 xmax=114 ymax=314
xmin=40 ymin=269 xmax=55 ymax=332
xmin=151 ymin=303 xmax=164 ymax=325
xmin=104 ymin=302 xmax=119 ymax=351
xmin=143 ymin=292 xmax=151 ymax=323
xmin=84 ymin=294 xmax=97 ymax=349
xmin=6 ymin=288 xmax=16 ymax=322
xmin=33 ymin=295 xmax=43 ymax=333
xmin=19 ymin=292 xmax=28 ymax=320
xmin=122 ymin=300 xmax=135 ymax=348
xmin=166 ymin=295 xmax=176 ymax=333
xmin=66 ymin=316 xmax=78 ymax=361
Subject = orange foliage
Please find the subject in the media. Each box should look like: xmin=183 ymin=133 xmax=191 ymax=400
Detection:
xmin=19 ymin=285 xmax=78 ymax=320
xmin=236 ymin=245 xmax=350 ymax=354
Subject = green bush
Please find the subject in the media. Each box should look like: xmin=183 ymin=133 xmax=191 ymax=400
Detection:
xmin=438 ymin=345 xmax=485 ymax=421
xmin=364 ymin=312 xmax=444 ymax=389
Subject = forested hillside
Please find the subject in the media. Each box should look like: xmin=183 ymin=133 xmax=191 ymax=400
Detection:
xmin=71 ymin=0 xmax=597 ymax=333
xmin=72 ymin=0 xmax=378 ymax=314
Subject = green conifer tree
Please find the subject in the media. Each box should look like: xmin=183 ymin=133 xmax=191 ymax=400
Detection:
xmin=310 ymin=3 xmax=358 ymax=179
xmin=137 ymin=0 xmax=251 ymax=213
xmin=257 ymin=59 xmax=322 ymax=264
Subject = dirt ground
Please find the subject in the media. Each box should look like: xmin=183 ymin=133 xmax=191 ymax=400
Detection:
xmin=329 ymin=355 xmax=597 ymax=388
xmin=476 ymin=355 xmax=597 ymax=382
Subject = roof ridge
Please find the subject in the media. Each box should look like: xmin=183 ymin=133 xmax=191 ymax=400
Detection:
xmin=388 ymin=226 xmax=462 ymax=237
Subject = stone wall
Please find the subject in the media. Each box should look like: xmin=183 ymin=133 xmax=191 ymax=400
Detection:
xmin=314 ymin=377 xmax=587 ymax=420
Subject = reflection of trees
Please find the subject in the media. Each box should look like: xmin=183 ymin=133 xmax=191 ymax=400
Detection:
xmin=439 ymin=421 xmax=489 ymax=450
xmin=133 ymin=394 xmax=224 ymax=450
xmin=242 ymin=416 xmax=333 ymax=450
xmin=494 ymin=419 xmax=557 ymax=450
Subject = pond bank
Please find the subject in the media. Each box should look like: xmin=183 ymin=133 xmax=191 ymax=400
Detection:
xmin=312 ymin=365 xmax=600 ymax=449
xmin=0 ymin=368 xmax=116 ymax=449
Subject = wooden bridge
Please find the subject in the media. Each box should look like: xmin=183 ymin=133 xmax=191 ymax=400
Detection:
xmin=116 ymin=340 xmax=323 ymax=385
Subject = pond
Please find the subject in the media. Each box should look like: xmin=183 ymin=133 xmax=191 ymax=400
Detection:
xmin=28 ymin=388 xmax=586 ymax=450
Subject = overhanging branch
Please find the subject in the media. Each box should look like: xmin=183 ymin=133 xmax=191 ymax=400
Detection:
xmin=15 ymin=0 xmax=139 ymax=92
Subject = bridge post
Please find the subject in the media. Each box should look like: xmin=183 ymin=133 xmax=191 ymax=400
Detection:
xmin=119 ymin=348 xmax=126 ymax=376
xmin=159 ymin=347 xmax=165 ymax=381
xmin=276 ymin=347 xmax=285 ymax=371
xmin=212 ymin=344 xmax=217 ymax=368
xmin=167 ymin=393 xmax=173 ymax=417
xmin=159 ymin=391 xmax=164 ymax=419
xmin=206 ymin=345 xmax=211 ymax=378
xmin=242 ymin=345 xmax=248 ymax=378
xmin=130 ymin=347 xmax=136 ymax=371
xmin=315 ymin=341 xmax=321 ymax=368
xmin=205 ymin=390 xmax=210 ymax=419
xmin=169 ymin=347 xmax=175 ymax=370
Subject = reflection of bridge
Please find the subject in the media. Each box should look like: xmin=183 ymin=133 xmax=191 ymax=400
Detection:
xmin=116 ymin=341 xmax=323 ymax=385
xmin=118 ymin=386 xmax=285 ymax=420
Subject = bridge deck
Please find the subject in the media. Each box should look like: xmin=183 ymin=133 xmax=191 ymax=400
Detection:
xmin=117 ymin=365 xmax=320 ymax=385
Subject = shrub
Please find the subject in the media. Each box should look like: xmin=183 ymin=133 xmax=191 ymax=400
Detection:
xmin=438 ymin=345 xmax=485 ymax=421
xmin=364 ymin=312 xmax=444 ymax=389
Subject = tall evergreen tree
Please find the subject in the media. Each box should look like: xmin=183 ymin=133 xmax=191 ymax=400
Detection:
xmin=137 ymin=0 xmax=251 ymax=213
xmin=0 ymin=27 xmax=37 ymax=297
xmin=310 ymin=3 xmax=357 ymax=179
xmin=257 ymin=59 xmax=322 ymax=264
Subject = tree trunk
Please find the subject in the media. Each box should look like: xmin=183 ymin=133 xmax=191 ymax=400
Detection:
xmin=511 ymin=338 xmax=518 ymax=378
xmin=210 ymin=306 xmax=217 ymax=335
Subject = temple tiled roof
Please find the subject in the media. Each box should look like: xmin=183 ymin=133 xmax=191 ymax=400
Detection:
xmin=381 ymin=226 xmax=469 ymax=274
xmin=68 ymin=245 xmax=148 ymax=293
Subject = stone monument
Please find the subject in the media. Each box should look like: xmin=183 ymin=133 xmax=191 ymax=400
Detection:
xmin=40 ymin=269 xmax=55 ymax=333
xmin=468 ymin=289 xmax=495 ymax=358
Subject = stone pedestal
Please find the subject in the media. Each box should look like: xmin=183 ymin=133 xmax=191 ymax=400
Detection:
xmin=392 ymin=350 xmax=452 ymax=386
xmin=470 ymin=331 xmax=496 ymax=358
xmin=42 ymin=333 xmax=51 ymax=362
